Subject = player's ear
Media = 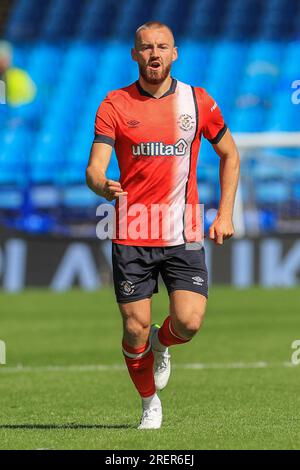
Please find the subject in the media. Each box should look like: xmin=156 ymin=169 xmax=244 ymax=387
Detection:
xmin=172 ymin=46 xmax=178 ymax=63
xmin=131 ymin=48 xmax=138 ymax=62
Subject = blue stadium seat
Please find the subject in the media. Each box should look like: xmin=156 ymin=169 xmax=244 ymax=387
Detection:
xmin=199 ymin=139 xmax=219 ymax=164
xmin=76 ymin=0 xmax=120 ymax=40
xmin=5 ymin=0 xmax=50 ymax=41
xmin=112 ymin=0 xmax=161 ymax=38
xmin=0 ymin=129 xmax=32 ymax=185
xmin=41 ymin=0 xmax=83 ymax=39
xmin=59 ymin=43 xmax=99 ymax=85
xmin=256 ymin=182 xmax=290 ymax=204
xmin=258 ymin=209 xmax=278 ymax=232
xmin=197 ymin=165 xmax=219 ymax=184
xmin=62 ymin=185 xmax=101 ymax=208
xmin=26 ymin=43 xmax=63 ymax=96
xmin=172 ymin=41 xmax=209 ymax=84
xmin=29 ymin=124 xmax=67 ymax=184
xmin=12 ymin=44 xmax=29 ymax=69
xmin=197 ymin=182 xmax=215 ymax=205
xmin=266 ymin=91 xmax=300 ymax=131
xmin=292 ymin=162 xmax=300 ymax=178
xmin=247 ymin=41 xmax=284 ymax=65
xmin=293 ymin=183 xmax=300 ymax=200
xmin=30 ymin=185 xmax=61 ymax=209
xmin=223 ymin=0 xmax=263 ymax=39
xmin=0 ymin=188 xmax=23 ymax=210
xmin=252 ymin=163 xmax=284 ymax=180
xmin=1 ymin=0 xmax=300 ymax=235
xmin=93 ymin=41 xmax=137 ymax=88
xmin=231 ymin=107 xmax=265 ymax=132
xmin=281 ymin=42 xmax=300 ymax=80
xmin=151 ymin=0 xmax=190 ymax=36
xmin=186 ymin=0 xmax=227 ymax=38
xmin=106 ymin=152 xmax=120 ymax=181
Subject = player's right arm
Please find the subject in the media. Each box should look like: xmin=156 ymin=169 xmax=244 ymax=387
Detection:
xmin=86 ymin=142 xmax=127 ymax=201
xmin=86 ymin=94 xmax=127 ymax=201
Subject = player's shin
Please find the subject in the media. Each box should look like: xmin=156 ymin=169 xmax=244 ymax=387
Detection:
xmin=157 ymin=315 xmax=191 ymax=347
xmin=122 ymin=340 xmax=156 ymax=397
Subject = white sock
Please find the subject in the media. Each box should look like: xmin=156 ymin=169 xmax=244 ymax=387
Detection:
xmin=142 ymin=393 xmax=161 ymax=410
xmin=151 ymin=328 xmax=167 ymax=352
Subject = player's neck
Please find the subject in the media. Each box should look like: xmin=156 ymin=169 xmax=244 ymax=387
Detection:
xmin=138 ymin=75 xmax=173 ymax=99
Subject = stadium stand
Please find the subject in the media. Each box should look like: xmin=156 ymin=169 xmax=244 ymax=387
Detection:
xmin=1 ymin=0 xmax=300 ymax=235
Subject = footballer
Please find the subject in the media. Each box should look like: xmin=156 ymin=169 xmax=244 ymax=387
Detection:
xmin=86 ymin=22 xmax=240 ymax=429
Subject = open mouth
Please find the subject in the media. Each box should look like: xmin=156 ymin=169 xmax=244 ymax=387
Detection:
xmin=148 ymin=62 xmax=161 ymax=70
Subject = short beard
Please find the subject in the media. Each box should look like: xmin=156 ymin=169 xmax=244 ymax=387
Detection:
xmin=139 ymin=62 xmax=172 ymax=85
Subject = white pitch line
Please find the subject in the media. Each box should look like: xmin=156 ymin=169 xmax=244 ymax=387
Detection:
xmin=0 ymin=362 xmax=298 ymax=374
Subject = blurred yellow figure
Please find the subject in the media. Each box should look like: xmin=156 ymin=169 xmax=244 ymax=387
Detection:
xmin=0 ymin=40 xmax=36 ymax=106
xmin=5 ymin=67 xmax=36 ymax=106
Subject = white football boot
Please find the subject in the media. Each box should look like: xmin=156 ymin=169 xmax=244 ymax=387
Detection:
xmin=150 ymin=324 xmax=171 ymax=391
xmin=138 ymin=401 xmax=162 ymax=430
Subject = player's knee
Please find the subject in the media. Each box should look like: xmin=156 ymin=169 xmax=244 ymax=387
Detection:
xmin=124 ymin=317 xmax=150 ymax=344
xmin=176 ymin=311 xmax=205 ymax=338
xmin=182 ymin=319 xmax=201 ymax=338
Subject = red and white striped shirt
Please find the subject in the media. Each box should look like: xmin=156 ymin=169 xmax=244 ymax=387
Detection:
xmin=94 ymin=78 xmax=227 ymax=246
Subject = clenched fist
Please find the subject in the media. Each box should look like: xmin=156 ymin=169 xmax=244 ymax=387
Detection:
xmin=102 ymin=179 xmax=128 ymax=201
xmin=209 ymin=214 xmax=234 ymax=245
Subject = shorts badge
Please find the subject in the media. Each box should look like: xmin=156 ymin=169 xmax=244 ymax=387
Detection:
xmin=119 ymin=280 xmax=135 ymax=295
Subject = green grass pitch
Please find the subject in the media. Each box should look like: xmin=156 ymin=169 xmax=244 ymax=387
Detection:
xmin=0 ymin=287 xmax=299 ymax=450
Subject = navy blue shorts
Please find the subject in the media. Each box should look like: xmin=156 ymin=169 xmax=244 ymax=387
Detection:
xmin=112 ymin=242 xmax=208 ymax=304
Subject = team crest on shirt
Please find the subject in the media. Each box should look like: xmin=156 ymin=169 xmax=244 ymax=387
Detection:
xmin=119 ymin=280 xmax=135 ymax=295
xmin=177 ymin=114 xmax=195 ymax=131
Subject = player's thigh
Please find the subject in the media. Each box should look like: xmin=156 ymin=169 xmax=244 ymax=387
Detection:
xmin=169 ymin=290 xmax=207 ymax=333
xmin=160 ymin=244 xmax=208 ymax=299
xmin=118 ymin=297 xmax=152 ymax=328
xmin=112 ymin=243 xmax=159 ymax=304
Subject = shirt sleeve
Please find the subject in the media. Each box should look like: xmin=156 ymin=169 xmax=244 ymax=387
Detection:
xmin=201 ymin=89 xmax=227 ymax=144
xmin=94 ymin=95 xmax=117 ymax=147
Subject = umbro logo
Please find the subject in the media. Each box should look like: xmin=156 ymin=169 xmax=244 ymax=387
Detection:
xmin=127 ymin=120 xmax=140 ymax=128
xmin=192 ymin=276 xmax=204 ymax=285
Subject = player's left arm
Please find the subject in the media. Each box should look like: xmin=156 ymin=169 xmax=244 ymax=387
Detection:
xmin=209 ymin=128 xmax=240 ymax=245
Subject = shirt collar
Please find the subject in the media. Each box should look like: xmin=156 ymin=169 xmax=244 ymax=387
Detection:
xmin=135 ymin=78 xmax=177 ymax=99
